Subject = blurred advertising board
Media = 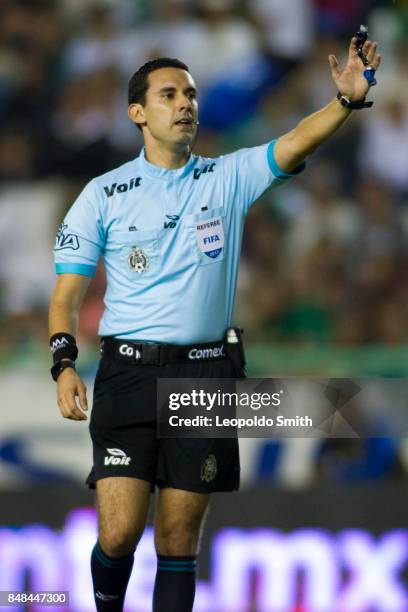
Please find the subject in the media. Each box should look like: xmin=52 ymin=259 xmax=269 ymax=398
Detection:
xmin=0 ymin=485 xmax=407 ymax=611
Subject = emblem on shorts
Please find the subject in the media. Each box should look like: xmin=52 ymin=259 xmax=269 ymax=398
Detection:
xmin=128 ymin=247 xmax=149 ymax=273
xmin=104 ymin=448 xmax=131 ymax=466
xmin=200 ymin=454 xmax=217 ymax=483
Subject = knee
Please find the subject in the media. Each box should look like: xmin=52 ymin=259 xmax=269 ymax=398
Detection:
xmin=98 ymin=524 xmax=143 ymax=558
xmin=155 ymin=522 xmax=200 ymax=556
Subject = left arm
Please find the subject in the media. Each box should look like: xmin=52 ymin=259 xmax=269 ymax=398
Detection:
xmin=275 ymin=36 xmax=381 ymax=173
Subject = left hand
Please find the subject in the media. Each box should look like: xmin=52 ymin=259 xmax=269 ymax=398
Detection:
xmin=328 ymin=37 xmax=381 ymax=102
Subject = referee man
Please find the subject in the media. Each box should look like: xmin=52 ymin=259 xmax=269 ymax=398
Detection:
xmin=49 ymin=36 xmax=380 ymax=612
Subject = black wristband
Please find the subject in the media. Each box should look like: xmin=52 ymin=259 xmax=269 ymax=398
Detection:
xmin=51 ymin=359 xmax=76 ymax=382
xmin=337 ymin=92 xmax=373 ymax=109
xmin=50 ymin=332 xmax=78 ymax=364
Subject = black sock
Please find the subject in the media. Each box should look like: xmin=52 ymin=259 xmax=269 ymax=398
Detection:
xmin=91 ymin=540 xmax=134 ymax=612
xmin=153 ymin=554 xmax=197 ymax=612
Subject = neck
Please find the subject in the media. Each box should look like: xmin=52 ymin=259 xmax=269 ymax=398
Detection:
xmin=144 ymin=140 xmax=191 ymax=170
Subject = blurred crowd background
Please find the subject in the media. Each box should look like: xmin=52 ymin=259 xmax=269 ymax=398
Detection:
xmin=1 ymin=0 xmax=408 ymax=488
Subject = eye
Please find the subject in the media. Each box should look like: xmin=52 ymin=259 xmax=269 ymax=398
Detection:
xmin=163 ymin=92 xmax=174 ymax=99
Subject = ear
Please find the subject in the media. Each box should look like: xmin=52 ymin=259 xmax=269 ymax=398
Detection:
xmin=128 ymin=103 xmax=146 ymax=129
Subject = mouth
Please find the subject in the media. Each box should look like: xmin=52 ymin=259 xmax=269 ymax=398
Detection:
xmin=174 ymin=118 xmax=194 ymax=127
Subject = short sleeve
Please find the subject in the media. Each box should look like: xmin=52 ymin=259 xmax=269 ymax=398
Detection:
xmin=223 ymin=139 xmax=306 ymax=215
xmin=54 ymin=180 xmax=105 ymax=277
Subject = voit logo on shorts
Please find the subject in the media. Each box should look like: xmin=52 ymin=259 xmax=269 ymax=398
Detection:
xmin=104 ymin=448 xmax=131 ymax=466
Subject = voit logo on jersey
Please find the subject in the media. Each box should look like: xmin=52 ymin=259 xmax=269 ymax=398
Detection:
xmin=196 ymin=217 xmax=224 ymax=259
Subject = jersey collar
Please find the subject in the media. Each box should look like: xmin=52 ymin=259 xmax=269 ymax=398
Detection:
xmin=139 ymin=147 xmax=196 ymax=180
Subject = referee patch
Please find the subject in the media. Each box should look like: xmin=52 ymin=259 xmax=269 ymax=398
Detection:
xmin=195 ymin=216 xmax=224 ymax=259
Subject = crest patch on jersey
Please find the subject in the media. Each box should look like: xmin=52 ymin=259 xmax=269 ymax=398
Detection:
xmin=55 ymin=223 xmax=80 ymax=251
xmin=195 ymin=216 xmax=224 ymax=259
xmin=128 ymin=246 xmax=149 ymax=273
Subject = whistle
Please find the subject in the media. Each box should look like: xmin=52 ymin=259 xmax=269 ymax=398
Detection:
xmin=355 ymin=24 xmax=369 ymax=66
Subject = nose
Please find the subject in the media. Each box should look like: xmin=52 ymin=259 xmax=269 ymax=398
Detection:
xmin=178 ymin=94 xmax=193 ymax=112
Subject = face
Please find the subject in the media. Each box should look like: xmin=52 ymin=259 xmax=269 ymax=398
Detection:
xmin=128 ymin=67 xmax=198 ymax=148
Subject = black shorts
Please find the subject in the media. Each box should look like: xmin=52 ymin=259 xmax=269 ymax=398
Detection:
xmin=86 ymin=356 xmax=241 ymax=493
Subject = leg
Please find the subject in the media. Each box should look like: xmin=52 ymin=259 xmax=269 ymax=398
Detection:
xmin=97 ymin=476 xmax=150 ymax=556
xmin=91 ymin=477 xmax=151 ymax=611
xmin=152 ymin=487 xmax=210 ymax=612
xmin=154 ymin=487 xmax=209 ymax=555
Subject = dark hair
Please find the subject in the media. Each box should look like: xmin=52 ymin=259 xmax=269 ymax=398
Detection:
xmin=128 ymin=57 xmax=190 ymax=107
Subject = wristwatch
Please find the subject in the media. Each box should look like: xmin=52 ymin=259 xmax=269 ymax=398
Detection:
xmin=51 ymin=359 xmax=76 ymax=381
xmin=337 ymin=92 xmax=373 ymax=109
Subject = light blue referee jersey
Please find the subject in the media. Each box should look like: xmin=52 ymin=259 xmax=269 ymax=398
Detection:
xmin=54 ymin=141 xmax=304 ymax=344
